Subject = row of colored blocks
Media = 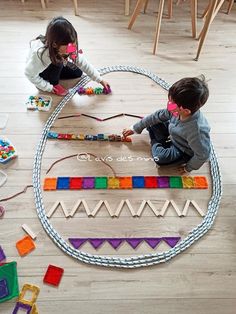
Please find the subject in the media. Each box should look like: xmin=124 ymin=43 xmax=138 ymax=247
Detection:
xmin=47 ymin=131 xmax=132 ymax=142
xmin=43 ymin=176 xmax=208 ymax=190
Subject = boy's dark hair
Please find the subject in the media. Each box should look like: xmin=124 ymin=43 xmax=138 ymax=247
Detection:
xmin=34 ymin=16 xmax=78 ymax=65
xmin=168 ymin=75 xmax=209 ymax=114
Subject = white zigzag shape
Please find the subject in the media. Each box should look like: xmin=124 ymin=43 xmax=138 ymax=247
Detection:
xmin=47 ymin=199 xmax=205 ymax=218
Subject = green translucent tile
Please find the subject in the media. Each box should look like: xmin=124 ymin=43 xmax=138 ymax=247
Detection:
xmin=169 ymin=176 xmax=183 ymax=188
xmin=95 ymin=177 xmax=108 ymax=189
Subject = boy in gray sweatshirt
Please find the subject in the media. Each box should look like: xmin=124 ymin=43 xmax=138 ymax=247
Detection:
xmin=123 ymin=76 xmax=211 ymax=174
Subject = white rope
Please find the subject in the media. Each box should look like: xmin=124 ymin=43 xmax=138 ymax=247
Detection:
xmin=33 ymin=65 xmax=222 ymax=268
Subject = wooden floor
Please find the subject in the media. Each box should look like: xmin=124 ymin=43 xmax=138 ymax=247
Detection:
xmin=0 ymin=0 xmax=236 ymax=313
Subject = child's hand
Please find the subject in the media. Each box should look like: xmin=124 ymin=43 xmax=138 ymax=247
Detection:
xmin=123 ymin=128 xmax=134 ymax=137
xmin=100 ymin=80 xmax=111 ymax=92
xmin=53 ymin=84 xmax=68 ymax=96
xmin=177 ymin=165 xmax=189 ymax=175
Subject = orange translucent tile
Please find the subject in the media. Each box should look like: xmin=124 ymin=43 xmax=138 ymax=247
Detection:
xmin=182 ymin=176 xmax=195 ymax=189
xmin=194 ymin=176 xmax=208 ymax=189
xmin=108 ymin=177 xmax=120 ymax=189
xmin=43 ymin=178 xmax=57 ymax=190
xmin=119 ymin=177 xmax=133 ymax=189
xmin=16 ymin=235 xmax=36 ymax=256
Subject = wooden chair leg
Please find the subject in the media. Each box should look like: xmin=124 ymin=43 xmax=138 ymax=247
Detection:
xmin=40 ymin=0 xmax=46 ymax=9
xmin=167 ymin=0 xmax=173 ymax=19
xmin=153 ymin=0 xmax=165 ymax=54
xmin=195 ymin=0 xmax=218 ymax=60
xmin=125 ymin=0 xmax=130 ymax=16
xmin=227 ymin=0 xmax=234 ymax=14
xmin=190 ymin=0 xmax=197 ymax=38
xmin=143 ymin=0 xmax=149 ymax=13
xmin=128 ymin=0 xmax=146 ymax=29
xmin=73 ymin=0 xmax=79 ymax=15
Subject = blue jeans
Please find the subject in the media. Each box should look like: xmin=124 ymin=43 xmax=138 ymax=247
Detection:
xmin=148 ymin=122 xmax=190 ymax=165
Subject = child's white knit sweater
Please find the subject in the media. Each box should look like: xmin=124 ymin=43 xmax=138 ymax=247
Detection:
xmin=24 ymin=39 xmax=102 ymax=92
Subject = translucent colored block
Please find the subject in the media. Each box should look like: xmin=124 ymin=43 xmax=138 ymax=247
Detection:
xmin=132 ymin=176 xmax=145 ymax=188
xmin=194 ymin=176 xmax=208 ymax=189
xmin=82 ymin=177 xmax=95 ymax=189
xmin=169 ymin=176 xmax=183 ymax=188
xmin=43 ymin=178 xmax=57 ymax=190
xmin=108 ymin=177 xmax=120 ymax=189
xmin=157 ymin=176 xmax=170 ymax=188
xmin=119 ymin=177 xmax=133 ymax=189
xmin=12 ymin=302 xmax=32 ymax=314
xmin=16 ymin=236 xmax=35 ymax=257
xmin=95 ymin=177 xmax=108 ymax=189
xmin=43 ymin=265 xmax=64 ymax=287
xmin=182 ymin=176 xmax=195 ymax=189
xmin=0 ymin=246 xmax=6 ymax=262
xmin=0 ymin=262 xmax=19 ymax=303
xmin=57 ymin=177 xmax=70 ymax=189
xmin=144 ymin=176 xmax=158 ymax=188
xmin=0 ymin=278 xmax=8 ymax=299
xmin=18 ymin=284 xmax=40 ymax=306
xmin=69 ymin=177 xmax=82 ymax=189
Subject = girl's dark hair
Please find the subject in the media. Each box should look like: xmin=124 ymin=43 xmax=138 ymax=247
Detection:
xmin=35 ymin=16 xmax=78 ymax=64
xmin=168 ymin=75 xmax=209 ymax=114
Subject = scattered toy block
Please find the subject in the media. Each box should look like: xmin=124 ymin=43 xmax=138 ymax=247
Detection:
xmin=194 ymin=176 xmax=208 ymax=189
xmin=21 ymin=224 xmax=37 ymax=240
xmin=43 ymin=178 xmax=57 ymax=190
xmin=0 ymin=138 xmax=17 ymax=164
xmin=0 ymin=246 xmax=6 ymax=262
xmin=108 ymin=177 xmax=120 ymax=189
xmin=43 ymin=265 xmax=64 ymax=287
xmin=132 ymin=176 xmax=145 ymax=188
xmin=69 ymin=177 xmax=83 ymax=189
xmin=144 ymin=176 xmax=158 ymax=188
xmin=95 ymin=177 xmax=108 ymax=189
xmin=16 ymin=236 xmax=35 ymax=257
xmin=82 ymin=177 xmax=95 ymax=189
xmin=119 ymin=177 xmax=132 ymax=189
xmin=18 ymin=283 xmax=40 ymax=306
xmin=157 ymin=176 xmax=170 ymax=188
xmin=57 ymin=177 xmax=70 ymax=189
xmin=12 ymin=302 xmax=32 ymax=314
xmin=0 ymin=278 xmax=9 ymax=299
xmin=169 ymin=176 xmax=183 ymax=188
xmin=0 ymin=261 xmax=19 ymax=303
xmin=182 ymin=176 xmax=195 ymax=189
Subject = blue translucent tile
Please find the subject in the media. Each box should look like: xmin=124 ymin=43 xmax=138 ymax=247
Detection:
xmin=57 ymin=177 xmax=70 ymax=189
xmin=132 ymin=176 xmax=145 ymax=188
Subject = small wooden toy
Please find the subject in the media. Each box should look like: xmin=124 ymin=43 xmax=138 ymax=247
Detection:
xmin=43 ymin=265 xmax=64 ymax=287
xmin=0 ymin=138 xmax=17 ymax=164
xmin=26 ymin=95 xmax=52 ymax=111
xmin=21 ymin=224 xmax=37 ymax=240
xmin=16 ymin=236 xmax=36 ymax=256
xmin=77 ymin=85 xmax=111 ymax=95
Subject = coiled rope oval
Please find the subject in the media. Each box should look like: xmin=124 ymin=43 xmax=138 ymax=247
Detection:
xmin=33 ymin=65 xmax=222 ymax=268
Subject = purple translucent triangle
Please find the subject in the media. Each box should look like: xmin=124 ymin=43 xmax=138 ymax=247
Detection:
xmin=144 ymin=238 xmax=162 ymax=249
xmin=125 ymin=238 xmax=143 ymax=249
xmin=107 ymin=239 xmax=123 ymax=249
xmin=69 ymin=238 xmax=87 ymax=249
xmin=163 ymin=237 xmax=181 ymax=248
xmin=89 ymin=239 xmax=105 ymax=249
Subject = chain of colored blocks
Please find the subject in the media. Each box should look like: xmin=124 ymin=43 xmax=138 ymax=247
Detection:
xmin=43 ymin=175 xmax=208 ymax=191
xmin=69 ymin=237 xmax=181 ymax=250
xmin=77 ymin=85 xmax=111 ymax=95
xmin=47 ymin=131 xmax=132 ymax=142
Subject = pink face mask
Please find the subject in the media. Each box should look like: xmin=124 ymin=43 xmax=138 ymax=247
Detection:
xmin=167 ymin=101 xmax=179 ymax=117
xmin=66 ymin=43 xmax=83 ymax=60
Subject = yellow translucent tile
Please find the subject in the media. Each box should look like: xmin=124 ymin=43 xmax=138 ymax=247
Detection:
xmin=182 ymin=176 xmax=195 ymax=188
xmin=108 ymin=177 xmax=120 ymax=189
